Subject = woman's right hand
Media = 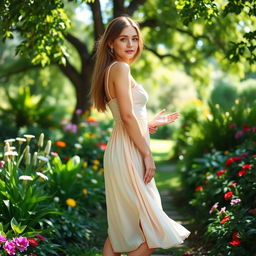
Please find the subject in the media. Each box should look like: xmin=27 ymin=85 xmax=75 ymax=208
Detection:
xmin=143 ymin=154 xmax=156 ymax=184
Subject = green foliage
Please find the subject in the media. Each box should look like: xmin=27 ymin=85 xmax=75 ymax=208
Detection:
xmin=176 ymin=0 xmax=256 ymax=65
xmin=0 ymin=86 xmax=58 ymax=129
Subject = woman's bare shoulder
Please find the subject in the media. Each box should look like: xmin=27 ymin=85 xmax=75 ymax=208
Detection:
xmin=110 ymin=61 xmax=130 ymax=75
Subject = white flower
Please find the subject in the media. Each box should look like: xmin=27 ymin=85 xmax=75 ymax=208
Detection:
xmin=32 ymin=152 xmax=38 ymax=166
xmin=38 ymin=133 xmax=44 ymax=148
xmin=76 ymin=173 xmax=82 ymax=178
xmin=10 ymin=146 xmax=16 ymax=151
xmin=19 ymin=175 xmax=33 ymax=181
xmin=72 ymin=155 xmax=80 ymax=165
xmin=16 ymin=137 xmax=26 ymax=144
xmin=4 ymin=143 xmax=11 ymax=153
xmin=44 ymin=140 xmax=52 ymax=155
xmin=25 ymin=153 xmax=31 ymax=165
xmin=4 ymin=151 xmax=18 ymax=157
xmin=24 ymin=134 xmax=35 ymax=139
xmin=37 ymin=155 xmax=49 ymax=162
xmin=4 ymin=139 xmax=15 ymax=144
xmin=36 ymin=172 xmax=48 ymax=180
xmin=74 ymin=143 xmax=82 ymax=149
xmin=91 ymin=179 xmax=98 ymax=184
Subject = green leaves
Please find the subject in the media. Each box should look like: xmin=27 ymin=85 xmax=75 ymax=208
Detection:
xmin=11 ymin=217 xmax=27 ymax=234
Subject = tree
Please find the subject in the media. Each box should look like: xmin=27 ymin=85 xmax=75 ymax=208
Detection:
xmin=1 ymin=0 xmax=255 ymax=121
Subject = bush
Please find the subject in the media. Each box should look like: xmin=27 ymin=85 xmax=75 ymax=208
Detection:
xmin=185 ymin=149 xmax=256 ymax=255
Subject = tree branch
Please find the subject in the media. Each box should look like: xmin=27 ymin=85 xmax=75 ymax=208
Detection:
xmin=88 ymin=0 xmax=105 ymax=40
xmin=113 ymin=0 xmax=125 ymax=17
xmin=57 ymin=58 xmax=81 ymax=90
xmin=144 ymin=45 xmax=182 ymax=62
xmin=126 ymin=0 xmax=147 ymax=16
xmin=140 ymin=18 xmax=210 ymax=41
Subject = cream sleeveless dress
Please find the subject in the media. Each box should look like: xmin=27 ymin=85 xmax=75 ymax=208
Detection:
xmin=103 ymin=61 xmax=190 ymax=253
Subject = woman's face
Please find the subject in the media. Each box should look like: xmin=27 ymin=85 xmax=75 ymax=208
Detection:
xmin=110 ymin=25 xmax=139 ymax=64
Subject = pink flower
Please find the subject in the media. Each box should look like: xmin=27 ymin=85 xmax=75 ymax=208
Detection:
xmin=219 ymin=207 xmax=226 ymax=214
xmin=35 ymin=234 xmax=46 ymax=241
xmin=75 ymin=109 xmax=83 ymax=115
xmin=0 ymin=235 xmax=7 ymax=243
xmin=64 ymin=123 xmax=78 ymax=133
xmin=4 ymin=241 xmax=16 ymax=255
xmin=13 ymin=237 xmax=29 ymax=252
xmin=209 ymin=202 xmax=219 ymax=214
xmin=230 ymin=198 xmax=241 ymax=205
xmin=235 ymin=130 xmax=244 ymax=139
xmin=229 ymin=123 xmax=237 ymax=129
xmin=0 ymin=161 xmax=4 ymax=168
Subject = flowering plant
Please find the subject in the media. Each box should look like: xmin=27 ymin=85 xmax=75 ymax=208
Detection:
xmin=0 ymin=134 xmax=59 ymax=233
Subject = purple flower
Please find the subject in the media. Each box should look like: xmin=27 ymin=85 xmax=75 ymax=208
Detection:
xmin=75 ymin=109 xmax=83 ymax=115
xmin=0 ymin=235 xmax=7 ymax=243
xmin=0 ymin=161 xmax=4 ymax=168
xmin=235 ymin=130 xmax=244 ymax=139
xmin=64 ymin=123 xmax=78 ymax=133
xmin=13 ymin=237 xmax=29 ymax=252
xmin=209 ymin=202 xmax=219 ymax=214
xmin=230 ymin=198 xmax=241 ymax=206
xmin=4 ymin=241 xmax=16 ymax=255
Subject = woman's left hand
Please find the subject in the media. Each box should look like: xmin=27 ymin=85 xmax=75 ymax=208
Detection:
xmin=149 ymin=109 xmax=180 ymax=128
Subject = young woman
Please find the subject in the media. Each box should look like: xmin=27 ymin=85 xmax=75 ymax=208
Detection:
xmin=90 ymin=16 xmax=190 ymax=256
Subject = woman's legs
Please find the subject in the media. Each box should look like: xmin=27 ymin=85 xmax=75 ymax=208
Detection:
xmin=127 ymin=242 xmax=155 ymax=256
xmin=102 ymin=237 xmax=121 ymax=256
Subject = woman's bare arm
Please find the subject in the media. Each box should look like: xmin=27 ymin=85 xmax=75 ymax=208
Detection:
xmin=110 ymin=62 xmax=155 ymax=183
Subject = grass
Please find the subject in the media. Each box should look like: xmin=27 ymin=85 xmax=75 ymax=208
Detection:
xmin=150 ymin=139 xmax=175 ymax=162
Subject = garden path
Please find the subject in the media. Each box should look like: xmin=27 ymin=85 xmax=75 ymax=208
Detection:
xmin=152 ymin=164 xmax=190 ymax=256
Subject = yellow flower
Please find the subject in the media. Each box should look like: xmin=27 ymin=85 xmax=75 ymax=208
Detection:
xmin=99 ymin=168 xmax=104 ymax=175
xmin=224 ymin=150 xmax=229 ymax=155
xmin=83 ymin=161 xmax=88 ymax=168
xmin=82 ymin=188 xmax=88 ymax=195
xmin=66 ymin=198 xmax=76 ymax=207
xmin=92 ymin=165 xmax=98 ymax=171
xmin=93 ymin=160 xmax=100 ymax=165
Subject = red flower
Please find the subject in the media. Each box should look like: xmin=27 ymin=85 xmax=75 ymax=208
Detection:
xmin=229 ymin=182 xmax=237 ymax=188
xmin=195 ymin=185 xmax=203 ymax=191
xmin=28 ymin=238 xmax=38 ymax=247
xmin=229 ymin=232 xmax=241 ymax=246
xmin=225 ymin=158 xmax=234 ymax=166
xmin=220 ymin=216 xmax=230 ymax=224
xmin=224 ymin=191 xmax=233 ymax=200
xmin=216 ymin=169 xmax=228 ymax=177
xmin=232 ymin=232 xmax=239 ymax=240
xmin=242 ymin=164 xmax=252 ymax=170
xmin=230 ymin=239 xmax=241 ymax=246
xmin=238 ymin=170 xmax=246 ymax=176
xmin=233 ymin=156 xmax=241 ymax=162
xmin=243 ymin=124 xmax=250 ymax=132
xmin=248 ymin=208 xmax=256 ymax=214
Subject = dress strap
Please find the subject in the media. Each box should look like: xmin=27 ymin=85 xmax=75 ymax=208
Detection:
xmin=105 ymin=61 xmax=118 ymax=101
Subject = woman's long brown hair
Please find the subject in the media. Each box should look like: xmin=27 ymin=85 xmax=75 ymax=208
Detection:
xmin=89 ymin=16 xmax=143 ymax=112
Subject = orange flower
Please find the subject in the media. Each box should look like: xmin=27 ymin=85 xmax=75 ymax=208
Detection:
xmin=55 ymin=141 xmax=66 ymax=148
xmin=86 ymin=116 xmax=97 ymax=123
